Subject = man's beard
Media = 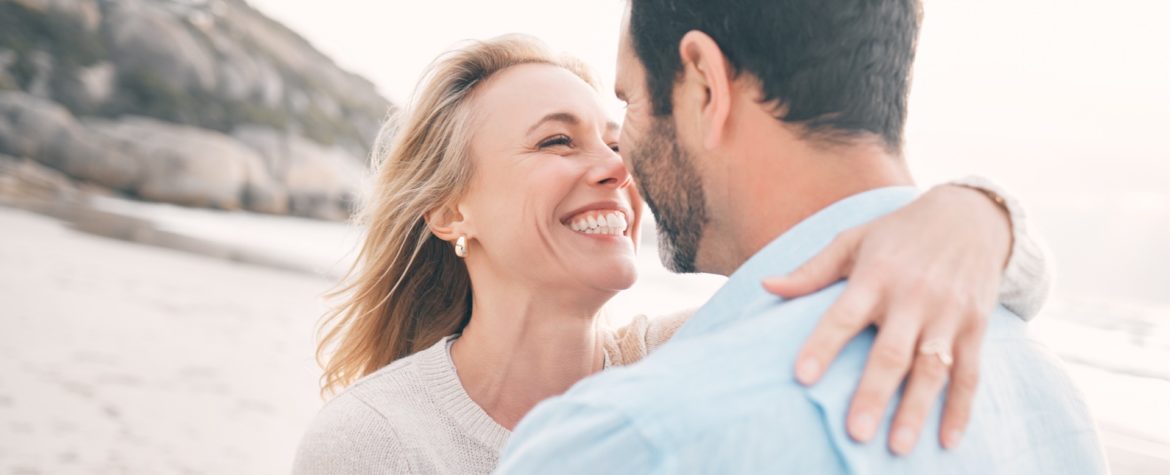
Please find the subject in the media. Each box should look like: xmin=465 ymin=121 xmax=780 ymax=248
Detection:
xmin=627 ymin=119 xmax=709 ymax=274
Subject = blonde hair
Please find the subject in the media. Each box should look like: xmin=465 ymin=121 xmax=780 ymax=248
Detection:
xmin=316 ymin=35 xmax=599 ymax=397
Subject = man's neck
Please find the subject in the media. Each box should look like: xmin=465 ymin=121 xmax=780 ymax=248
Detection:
xmin=703 ymin=133 xmax=913 ymax=276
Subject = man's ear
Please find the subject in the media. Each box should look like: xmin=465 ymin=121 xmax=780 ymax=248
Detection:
xmin=678 ymin=30 xmax=733 ymax=151
xmin=425 ymin=202 xmax=468 ymax=243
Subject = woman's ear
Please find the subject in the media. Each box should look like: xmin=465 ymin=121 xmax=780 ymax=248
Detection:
xmin=678 ymin=30 xmax=733 ymax=151
xmin=425 ymin=203 xmax=468 ymax=242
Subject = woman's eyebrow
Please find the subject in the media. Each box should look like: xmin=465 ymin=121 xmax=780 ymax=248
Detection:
xmin=527 ymin=112 xmax=580 ymax=135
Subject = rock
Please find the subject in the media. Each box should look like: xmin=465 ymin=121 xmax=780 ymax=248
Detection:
xmin=8 ymin=0 xmax=102 ymax=32
xmin=233 ymin=125 xmax=364 ymax=220
xmin=253 ymin=59 xmax=285 ymax=109
xmin=76 ymin=62 xmax=116 ymax=105
xmin=51 ymin=125 xmax=144 ymax=191
xmin=0 ymin=91 xmax=60 ymax=159
xmin=242 ymin=180 xmax=288 ymax=215
xmin=5 ymin=0 xmax=390 ymax=156
xmin=0 ymin=0 xmax=392 ymax=219
xmin=281 ymin=142 xmax=364 ymax=220
xmin=105 ymin=0 xmax=219 ymax=95
xmin=201 ymin=28 xmax=267 ymax=104
xmin=0 ymin=153 xmax=83 ymax=202
xmin=24 ymin=50 xmax=53 ymax=98
xmin=0 ymin=50 xmax=17 ymax=90
xmin=0 ymin=92 xmax=293 ymax=214
xmin=85 ymin=116 xmax=281 ymax=212
xmin=0 ymin=91 xmax=143 ymax=189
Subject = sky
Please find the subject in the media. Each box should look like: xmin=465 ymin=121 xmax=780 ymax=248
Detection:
xmin=246 ymin=0 xmax=1170 ymax=304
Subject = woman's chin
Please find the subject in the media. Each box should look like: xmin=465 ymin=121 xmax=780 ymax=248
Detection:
xmin=587 ymin=265 xmax=638 ymax=292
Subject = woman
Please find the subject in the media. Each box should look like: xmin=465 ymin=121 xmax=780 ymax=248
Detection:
xmin=293 ymin=35 xmax=1048 ymax=474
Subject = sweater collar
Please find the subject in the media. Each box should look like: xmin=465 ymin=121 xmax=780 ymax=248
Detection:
xmin=416 ymin=335 xmax=512 ymax=452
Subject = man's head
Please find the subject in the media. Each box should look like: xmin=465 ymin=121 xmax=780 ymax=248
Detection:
xmin=615 ymin=0 xmax=921 ymax=274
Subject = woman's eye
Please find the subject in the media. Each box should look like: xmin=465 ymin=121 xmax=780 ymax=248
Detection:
xmin=539 ymin=135 xmax=573 ymax=149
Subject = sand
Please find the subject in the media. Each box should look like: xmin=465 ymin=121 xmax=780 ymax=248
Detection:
xmin=0 ymin=207 xmax=330 ymax=474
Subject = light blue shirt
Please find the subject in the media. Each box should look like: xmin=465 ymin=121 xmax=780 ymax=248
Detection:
xmin=496 ymin=187 xmax=1107 ymax=474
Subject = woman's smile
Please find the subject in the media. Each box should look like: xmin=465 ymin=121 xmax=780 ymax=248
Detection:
xmin=560 ymin=204 xmax=634 ymax=241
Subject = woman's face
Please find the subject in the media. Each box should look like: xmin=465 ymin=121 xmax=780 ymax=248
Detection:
xmin=457 ymin=63 xmax=643 ymax=295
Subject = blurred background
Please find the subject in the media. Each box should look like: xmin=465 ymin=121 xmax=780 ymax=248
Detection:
xmin=0 ymin=0 xmax=1165 ymax=473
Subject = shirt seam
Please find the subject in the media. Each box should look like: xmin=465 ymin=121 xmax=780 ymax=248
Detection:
xmin=345 ymin=390 xmax=416 ymax=473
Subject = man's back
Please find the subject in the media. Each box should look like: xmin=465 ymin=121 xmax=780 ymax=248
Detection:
xmin=497 ymin=188 xmax=1107 ymax=474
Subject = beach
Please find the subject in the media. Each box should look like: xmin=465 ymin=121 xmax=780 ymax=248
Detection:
xmin=0 ymin=200 xmax=1166 ymax=474
xmin=0 ymin=206 xmax=329 ymax=474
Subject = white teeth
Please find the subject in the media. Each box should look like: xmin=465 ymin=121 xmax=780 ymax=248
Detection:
xmin=565 ymin=210 xmax=629 ymax=237
xmin=605 ymin=213 xmax=621 ymax=229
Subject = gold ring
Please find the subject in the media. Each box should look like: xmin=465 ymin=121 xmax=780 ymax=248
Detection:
xmin=918 ymin=339 xmax=954 ymax=367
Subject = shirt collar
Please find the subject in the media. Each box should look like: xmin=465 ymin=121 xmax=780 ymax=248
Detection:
xmin=675 ymin=186 xmax=920 ymax=339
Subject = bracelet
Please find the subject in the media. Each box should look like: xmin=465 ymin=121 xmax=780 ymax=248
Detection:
xmin=943 ymin=178 xmax=1010 ymax=216
xmin=957 ymin=183 xmax=1007 ymax=209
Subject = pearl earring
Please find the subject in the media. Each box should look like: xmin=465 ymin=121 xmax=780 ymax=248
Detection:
xmin=454 ymin=236 xmax=467 ymax=258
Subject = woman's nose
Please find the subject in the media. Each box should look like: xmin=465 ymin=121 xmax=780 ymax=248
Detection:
xmin=589 ymin=147 xmax=632 ymax=189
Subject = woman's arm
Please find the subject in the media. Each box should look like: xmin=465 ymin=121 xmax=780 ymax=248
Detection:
xmin=761 ymin=177 xmax=1050 ymax=455
xmin=949 ymin=175 xmax=1052 ymax=319
xmin=605 ymin=310 xmax=694 ymax=367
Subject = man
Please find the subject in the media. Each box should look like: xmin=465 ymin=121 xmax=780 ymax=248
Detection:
xmin=496 ymin=0 xmax=1107 ymax=473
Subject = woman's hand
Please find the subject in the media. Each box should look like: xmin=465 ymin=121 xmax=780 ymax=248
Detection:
xmin=762 ymin=184 xmax=1012 ymax=455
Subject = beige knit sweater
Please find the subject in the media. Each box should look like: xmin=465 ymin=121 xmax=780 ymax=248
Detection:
xmin=290 ymin=321 xmax=688 ymax=475
xmin=293 ymin=180 xmax=1050 ymax=474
